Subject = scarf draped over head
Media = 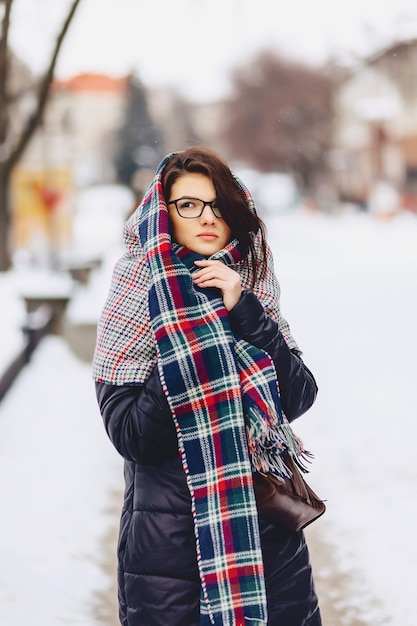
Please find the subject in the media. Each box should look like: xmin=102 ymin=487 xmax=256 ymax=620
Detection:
xmin=93 ymin=153 xmax=309 ymax=626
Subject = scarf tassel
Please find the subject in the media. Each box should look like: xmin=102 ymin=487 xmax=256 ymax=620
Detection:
xmin=247 ymin=407 xmax=314 ymax=479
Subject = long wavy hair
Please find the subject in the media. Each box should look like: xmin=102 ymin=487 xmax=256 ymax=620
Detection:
xmin=162 ymin=147 xmax=267 ymax=287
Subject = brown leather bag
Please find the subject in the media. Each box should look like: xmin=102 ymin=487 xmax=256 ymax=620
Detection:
xmin=252 ymin=453 xmax=326 ymax=532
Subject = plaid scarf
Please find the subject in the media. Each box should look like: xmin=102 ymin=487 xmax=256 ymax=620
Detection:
xmin=93 ymin=155 xmax=309 ymax=625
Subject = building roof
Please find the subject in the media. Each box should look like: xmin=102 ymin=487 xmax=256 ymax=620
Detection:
xmin=53 ymin=73 xmax=129 ymax=94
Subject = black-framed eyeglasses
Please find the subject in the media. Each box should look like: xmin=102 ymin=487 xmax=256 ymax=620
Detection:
xmin=167 ymin=197 xmax=223 ymax=219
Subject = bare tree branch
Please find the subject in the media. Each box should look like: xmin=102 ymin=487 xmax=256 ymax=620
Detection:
xmin=6 ymin=0 xmax=82 ymax=171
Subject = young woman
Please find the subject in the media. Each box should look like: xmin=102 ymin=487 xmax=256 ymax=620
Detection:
xmin=93 ymin=147 xmax=321 ymax=626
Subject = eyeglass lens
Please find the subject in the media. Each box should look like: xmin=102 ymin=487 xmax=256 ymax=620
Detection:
xmin=175 ymin=198 xmax=222 ymax=218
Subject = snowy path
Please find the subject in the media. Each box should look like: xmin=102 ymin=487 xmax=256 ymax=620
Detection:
xmin=0 ymin=337 xmax=123 ymax=626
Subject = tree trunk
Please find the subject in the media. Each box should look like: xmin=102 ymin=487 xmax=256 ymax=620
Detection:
xmin=0 ymin=166 xmax=11 ymax=271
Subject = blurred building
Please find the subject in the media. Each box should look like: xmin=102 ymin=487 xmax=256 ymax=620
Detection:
xmin=11 ymin=69 xmax=219 ymax=257
xmin=4 ymin=52 xmax=34 ymax=152
xmin=330 ymin=39 xmax=417 ymax=212
xmin=22 ymin=72 xmax=129 ymax=185
xmin=12 ymin=73 xmax=129 ymax=254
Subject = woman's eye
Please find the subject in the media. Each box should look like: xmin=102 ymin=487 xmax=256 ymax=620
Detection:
xmin=179 ymin=200 xmax=195 ymax=209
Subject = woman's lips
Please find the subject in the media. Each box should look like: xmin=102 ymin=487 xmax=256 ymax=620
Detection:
xmin=197 ymin=233 xmax=218 ymax=241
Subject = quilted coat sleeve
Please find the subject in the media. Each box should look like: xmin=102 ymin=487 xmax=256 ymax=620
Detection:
xmin=95 ymin=366 xmax=178 ymax=464
xmin=228 ymin=290 xmax=318 ymax=421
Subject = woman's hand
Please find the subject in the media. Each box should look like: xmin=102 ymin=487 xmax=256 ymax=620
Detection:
xmin=193 ymin=259 xmax=242 ymax=311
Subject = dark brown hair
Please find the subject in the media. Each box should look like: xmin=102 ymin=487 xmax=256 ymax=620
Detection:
xmin=161 ymin=147 xmax=267 ymax=286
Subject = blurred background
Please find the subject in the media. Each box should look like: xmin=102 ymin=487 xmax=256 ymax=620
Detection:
xmin=1 ymin=1 xmax=416 ymax=624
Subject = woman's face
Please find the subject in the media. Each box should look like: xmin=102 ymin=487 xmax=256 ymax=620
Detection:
xmin=167 ymin=173 xmax=232 ymax=256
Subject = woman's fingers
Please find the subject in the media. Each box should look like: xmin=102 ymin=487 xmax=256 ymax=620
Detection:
xmin=193 ymin=260 xmax=242 ymax=310
xmin=193 ymin=260 xmax=235 ymax=285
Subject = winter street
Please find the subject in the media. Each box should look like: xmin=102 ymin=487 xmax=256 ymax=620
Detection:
xmin=3 ymin=1 xmax=417 ymax=623
xmin=0 ymin=209 xmax=416 ymax=625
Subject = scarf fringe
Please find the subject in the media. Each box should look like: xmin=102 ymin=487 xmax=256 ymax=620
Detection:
xmin=247 ymin=408 xmax=314 ymax=478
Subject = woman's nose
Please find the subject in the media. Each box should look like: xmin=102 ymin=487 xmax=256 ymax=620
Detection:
xmin=200 ymin=204 xmax=215 ymax=224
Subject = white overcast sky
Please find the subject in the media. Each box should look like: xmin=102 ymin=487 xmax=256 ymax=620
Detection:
xmin=9 ymin=0 xmax=417 ymax=101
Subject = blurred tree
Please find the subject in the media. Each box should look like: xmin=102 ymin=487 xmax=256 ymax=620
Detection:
xmin=0 ymin=0 xmax=81 ymax=271
xmin=222 ymin=50 xmax=334 ymax=191
xmin=115 ymin=73 xmax=162 ymax=189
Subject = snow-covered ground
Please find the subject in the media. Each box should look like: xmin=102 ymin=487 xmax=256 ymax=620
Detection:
xmin=0 ymin=206 xmax=416 ymax=625
xmin=0 ymin=233 xmax=124 ymax=624
xmin=267 ymin=209 xmax=417 ymax=626
xmin=0 ymin=337 xmax=123 ymax=625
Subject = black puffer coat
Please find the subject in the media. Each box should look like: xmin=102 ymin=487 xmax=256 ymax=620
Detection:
xmin=96 ymin=290 xmax=321 ymax=626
